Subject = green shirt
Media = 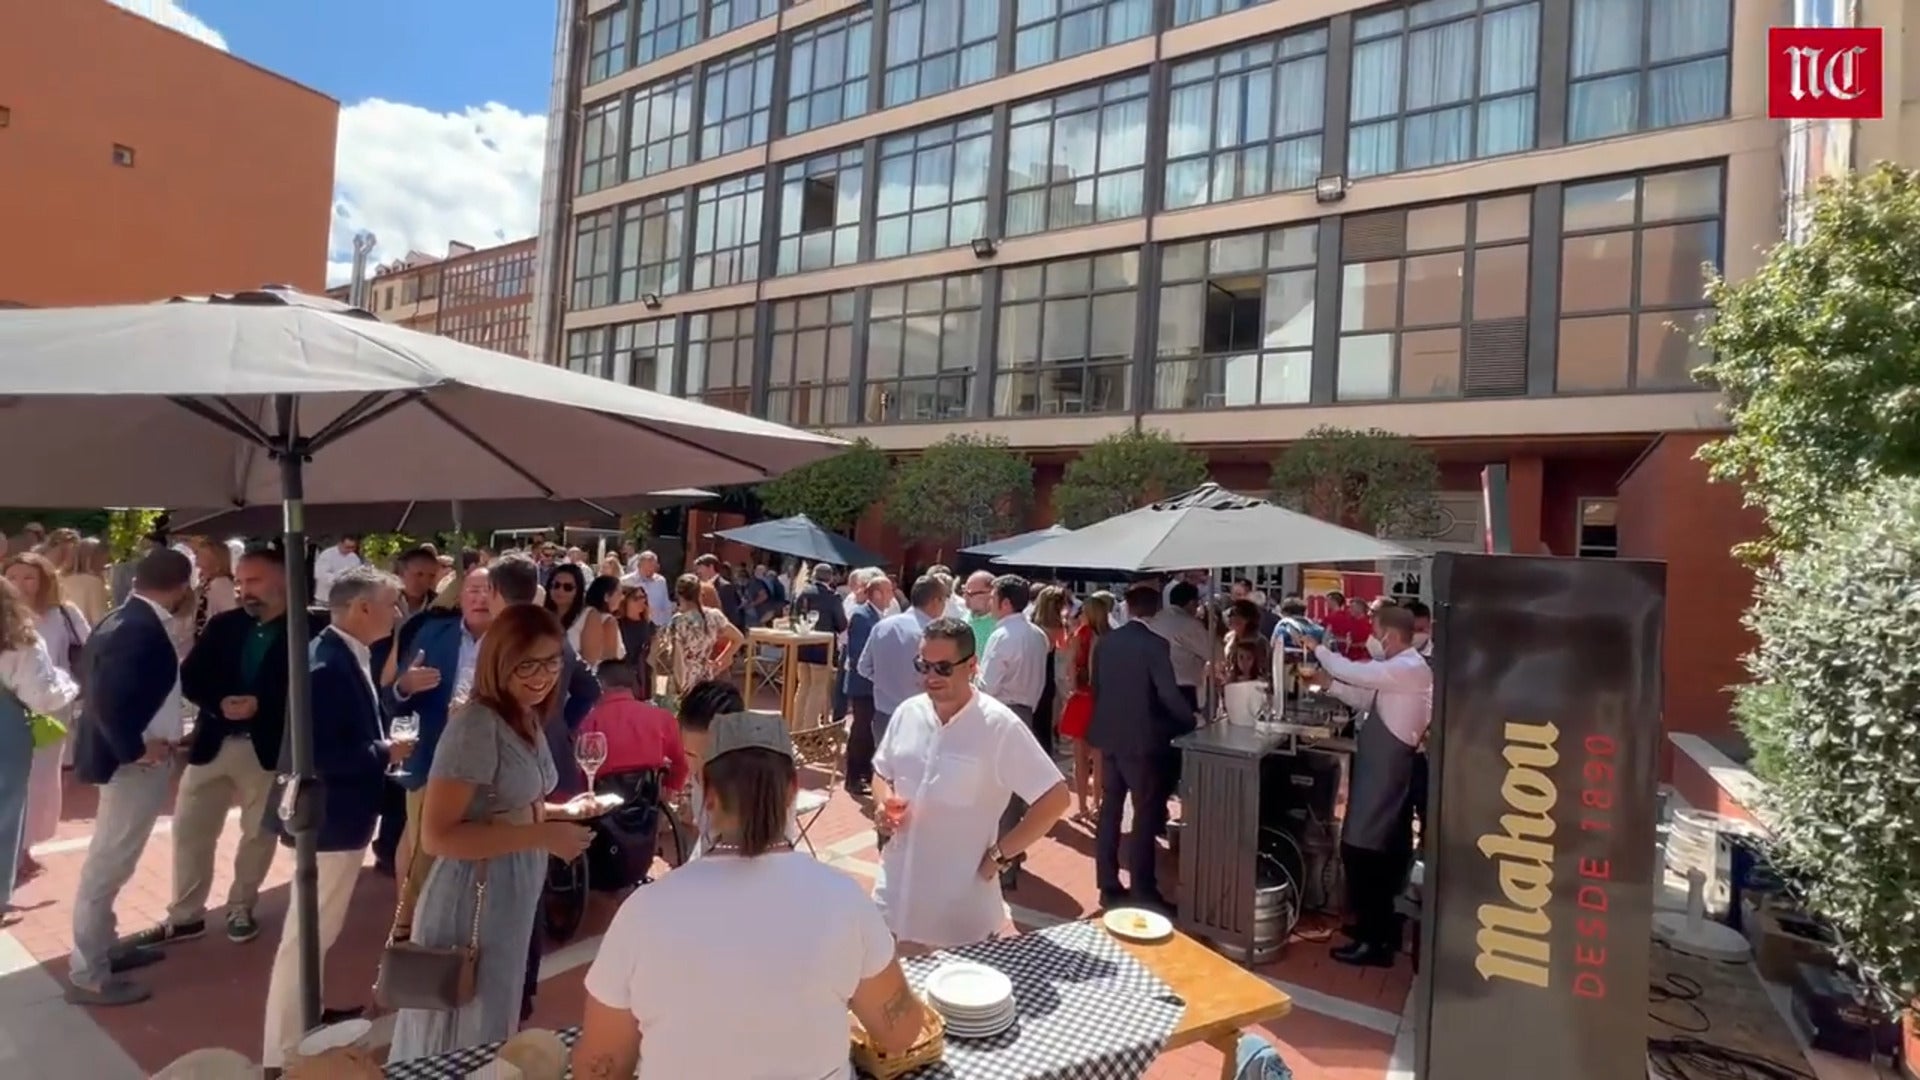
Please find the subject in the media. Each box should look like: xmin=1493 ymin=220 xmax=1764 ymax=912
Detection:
xmin=240 ymin=616 xmax=286 ymax=687
xmin=969 ymin=612 xmax=998 ymax=655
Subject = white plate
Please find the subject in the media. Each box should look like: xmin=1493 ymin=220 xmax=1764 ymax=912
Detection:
xmin=296 ymin=1017 xmax=372 ymax=1056
xmin=925 ymin=963 xmax=1014 ymax=1013
xmin=944 ymin=1010 xmax=1016 ymax=1040
xmin=1102 ymin=907 xmax=1174 ymax=943
xmin=932 ymin=997 xmax=1015 ymax=1020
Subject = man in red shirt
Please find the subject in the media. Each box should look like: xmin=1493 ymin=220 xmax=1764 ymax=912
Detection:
xmin=1322 ymin=592 xmax=1375 ymax=661
xmin=578 ymin=662 xmax=689 ymax=796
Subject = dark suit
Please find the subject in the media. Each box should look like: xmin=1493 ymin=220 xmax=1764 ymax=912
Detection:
xmin=791 ymin=581 xmax=847 ymax=665
xmin=541 ymin=641 xmax=602 ymax=798
xmin=74 ymin=598 xmax=178 ymax=785
xmin=381 ymin=611 xmax=476 ymax=792
xmin=1086 ymin=622 xmax=1196 ymax=901
xmin=711 ymin=576 xmax=745 ymax=631
xmin=274 ymin=629 xmax=388 ymax=852
xmin=842 ymin=600 xmax=883 ymax=788
xmin=180 ymin=609 xmax=290 ymax=772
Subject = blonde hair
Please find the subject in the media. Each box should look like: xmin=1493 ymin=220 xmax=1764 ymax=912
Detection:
xmin=191 ymin=536 xmax=233 ymax=582
xmin=0 ymin=576 xmax=39 ymax=650
xmin=1080 ymin=590 xmax=1116 ymax=638
xmin=72 ymin=537 xmax=110 ymax=577
xmin=1031 ymin=585 xmax=1069 ymax=635
xmin=41 ymin=528 xmax=81 ymax=573
xmin=2 ymin=552 xmax=64 ymax=614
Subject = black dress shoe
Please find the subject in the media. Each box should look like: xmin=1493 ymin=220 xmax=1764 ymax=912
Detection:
xmin=1098 ymin=888 xmax=1131 ymax=911
xmin=1331 ymin=941 xmax=1397 ymax=968
xmin=1341 ymin=922 xmax=1364 ymax=940
xmin=107 ymin=944 xmax=165 ymax=973
xmin=320 ymin=1005 xmax=365 ymax=1024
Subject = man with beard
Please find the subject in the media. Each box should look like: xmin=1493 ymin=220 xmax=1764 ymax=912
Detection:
xmin=126 ymin=545 xmax=296 ymax=950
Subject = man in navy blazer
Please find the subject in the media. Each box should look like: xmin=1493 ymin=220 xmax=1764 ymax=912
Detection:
xmin=259 ymin=565 xmax=403 ymax=1066
xmin=67 ymin=549 xmax=195 ymax=1006
xmin=841 ymin=569 xmax=893 ymax=797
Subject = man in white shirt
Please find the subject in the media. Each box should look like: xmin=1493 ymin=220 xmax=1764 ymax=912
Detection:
xmin=1148 ymin=581 xmax=1214 ymax=715
xmin=871 ymin=618 xmax=1069 ymax=951
xmin=977 ymin=574 xmax=1053 ymax=887
xmin=311 ymin=535 xmax=363 ymax=605
xmin=1303 ymin=603 xmax=1432 ymax=969
xmin=621 ymin=550 xmax=672 ymax=628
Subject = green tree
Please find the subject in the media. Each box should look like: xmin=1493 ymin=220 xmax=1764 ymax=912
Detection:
xmin=886 ymin=435 xmax=1033 ymax=548
xmin=105 ymin=509 xmax=164 ymax=561
xmin=1736 ymin=477 xmax=1920 ymax=996
xmin=1696 ymin=163 xmax=1920 ymax=562
xmin=1051 ymin=429 xmax=1208 ymax=528
xmin=1268 ymin=426 xmax=1442 ymax=537
xmin=360 ymin=533 xmax=415 ymax=568
xmin=756 ymin=437 xmax=892 ymax=532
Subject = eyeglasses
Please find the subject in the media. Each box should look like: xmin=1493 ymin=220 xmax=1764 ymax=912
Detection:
xmin=512 ymin=654 xmax=564 ymax=678
xmin=913 ymin=656 xmax=972 ymax=677
xmin=550 ymin=582 xmax=575 ymax=592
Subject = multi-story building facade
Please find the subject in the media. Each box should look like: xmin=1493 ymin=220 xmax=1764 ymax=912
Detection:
xmin=337 ymin=238 xmax=539 ymax=357
xmin=531 ymin=0 xmax=1898 ymax=740
xmin=0 ymin=0 xmax=338 ymax=306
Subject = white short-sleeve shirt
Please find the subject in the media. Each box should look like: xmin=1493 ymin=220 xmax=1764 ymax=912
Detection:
xmin=584 ymin=850 xmax=895 ymax=1079
xmin=872 ymin=691 xmax=1064 ymax=948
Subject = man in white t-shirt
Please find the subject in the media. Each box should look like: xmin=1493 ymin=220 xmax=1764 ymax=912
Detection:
xmin=311 ymin=536 xmax=363 ymax=604
xmin=872 ymin=617 xmax=1069 ymax=951
xmin=576 ymin=711 xmax=925 ymax=1078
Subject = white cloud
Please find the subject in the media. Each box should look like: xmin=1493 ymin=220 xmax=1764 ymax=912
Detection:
xmin=108 ymin=0 xmax=227 ymax=50
xmin=112 ymin=1 xmax=547 ymax=290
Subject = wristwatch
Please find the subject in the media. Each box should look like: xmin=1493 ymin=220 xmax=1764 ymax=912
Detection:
xmin=990 ymin=844 xmax=1014 ymax=868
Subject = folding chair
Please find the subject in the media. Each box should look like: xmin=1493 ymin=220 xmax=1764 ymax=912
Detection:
xmin=787 ymin=717 xmax=848 ymax=856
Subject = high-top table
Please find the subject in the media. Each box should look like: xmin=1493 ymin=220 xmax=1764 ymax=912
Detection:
xmin=747 ymin=625 xmax=835 ymax=727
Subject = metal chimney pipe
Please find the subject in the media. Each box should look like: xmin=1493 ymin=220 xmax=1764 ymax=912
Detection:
xmin=348 ymin=231 xmax=378 ymax=309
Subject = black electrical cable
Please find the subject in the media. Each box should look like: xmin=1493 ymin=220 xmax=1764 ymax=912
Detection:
xmin=1648 ymin=971 xmax=1710 ymax=1034
xmin=1646 ymin=1038 xmax=1816 ymax=1080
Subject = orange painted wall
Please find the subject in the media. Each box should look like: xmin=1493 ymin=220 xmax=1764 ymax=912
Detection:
xmin=1617 ymin=433 xmax=1765 ymax=753
xmin=0 ymin=0 xmax=339 ymax=306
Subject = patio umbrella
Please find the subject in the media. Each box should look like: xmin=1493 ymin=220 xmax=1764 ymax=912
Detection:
xmin=998 ymin=483 xmax=1419 ymax=572
xmin=958 ymin=524 xmax=1072 ymax=559
xmin=0 ymin=288 xmax=842 ymax=1030
xmin=167 ymin=489 xmax=717 ymax=537
xmin=712 ymin=513 xmax=882 ymax=567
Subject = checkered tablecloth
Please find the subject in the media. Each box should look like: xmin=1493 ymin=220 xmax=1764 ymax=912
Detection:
xmin=384 ymin=920 xmax=1185 ymax=1080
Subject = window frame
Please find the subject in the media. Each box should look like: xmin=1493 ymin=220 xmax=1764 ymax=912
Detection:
xmin=1566 ymin=0 xmax=1733 ymax=143
xmin=708 ymin=0 xmax=779 ymax=37
xmin=767 ymin=291 xmax=858 ymax=427
xmin=1554 ymin=162 xmax=1725 ymax=395
xmin=626 ymin=73 xmax=696 ymax=181
xmin=992 ymin=250 xmax=1140 ymax=418
xmin=785 ymin=8 xmax=875 ymax=137
xmin=1152 ymin=224 xmax=1320 ymax=412
xmin=699 ymin=42 xmax=777 ymax=160
xmin=570 ymin=210 xmax=617 ymax=311
xmin=684 ymin=305 xmax=758 ymax=412
xmin=1003 ymin=73 xmax=1152 ymax=238
xmin=636 ymin=0 xmax=702 ymax=66
xmin=1012 ymin=0 xmax=1153 ymax=72
xmin=691 ymin=170 xmax=767 ymax=290
xmin=873 ymin=112 xmax=994 ymax=260
xmin=1171 ymin=0 xmax=1271 ymax=27
xmin=579 ymin=96 xmax=626 ymax=195
xmin=775 ymin=146 xmax=867 ymax=276
xmin=615 ymin=191 xmax=688 ymax=304
xmin=1164 ymin=28 xmax=1328 ymax=211
xmin=1346 ymin=0 xmax=1542 ymax=180
xmin=864 ymin=272 xmax=984 ymax=424
xmin=882 ymin=0 xmax=1001 ymax=109
xmin=1575 ymin=497 xmax=1619 ymax=557
xmin=565 ymin=327 xmax=610 ymax=377
xmin=609 ymin=317 xmax=679 ymax=393
xmin=586 ymin=3 xmax=632 ymax=85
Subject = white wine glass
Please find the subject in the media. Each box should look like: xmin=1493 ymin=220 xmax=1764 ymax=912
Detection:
xmin=388 ymin=714 xmax=420 ymax=777
xmin=802 ymin=609 xmax=819 ymax=632
xmin=575 ymin=731 xmax=609 ymax=801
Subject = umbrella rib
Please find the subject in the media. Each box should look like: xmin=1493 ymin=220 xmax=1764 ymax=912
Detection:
xmin=169 ymin=396 xmax=273 ymax=447
xmin=305 ymin=390 xmax=424 ymax=453
xmin=418 ymin=399 xmax=557 ymax=498
xmin=604 ymin=413 xmax=769 ymax=479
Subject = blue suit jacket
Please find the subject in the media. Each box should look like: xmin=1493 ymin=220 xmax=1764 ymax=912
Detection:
xmin=276 ymin=630 xmax=388 ymax=852
xmin=842 ymin=601 xmax=882 ymax=698
xmin=74 ymin=598 xmax=179 ymax=785
xmin=1085 ymin=621 xmax=1196 ymax=758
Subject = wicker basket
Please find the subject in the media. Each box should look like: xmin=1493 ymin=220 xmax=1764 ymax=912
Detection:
xmin=850 ymin=999 xmax=946 ymax=1080
xmin=283 ymin=1045 xmax=383 ymax=1079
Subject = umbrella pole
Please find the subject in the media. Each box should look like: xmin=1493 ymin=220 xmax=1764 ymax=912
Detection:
xmin=274 ymin=413 xmax=325 ymax=1036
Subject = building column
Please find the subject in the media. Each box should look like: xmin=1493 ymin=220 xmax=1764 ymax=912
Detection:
xmin=1504 ymin=454 xmax=1546 ymax=555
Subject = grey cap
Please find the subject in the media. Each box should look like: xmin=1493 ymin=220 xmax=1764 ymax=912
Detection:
xmin=707 ymin=710 xmax=796 ymax=765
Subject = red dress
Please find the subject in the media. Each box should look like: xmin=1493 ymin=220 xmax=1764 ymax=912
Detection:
xmin=1058 ymin=623 xmax=1096 ymax=739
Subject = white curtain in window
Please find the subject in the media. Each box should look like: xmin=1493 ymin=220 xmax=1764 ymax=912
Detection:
xmin=1348 ymin=39 xmax=1402 ymax=176
xmin=1570 ymin=0 xmax=1638 ymax=76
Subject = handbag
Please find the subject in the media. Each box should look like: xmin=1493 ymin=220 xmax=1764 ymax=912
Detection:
xmin=57 ymin=606 xmax=85 ymax=693
xmin=28 ymin=712 xmax=66 ymax=750
xmin=372 ymin=855 xmax=488 ymax=1012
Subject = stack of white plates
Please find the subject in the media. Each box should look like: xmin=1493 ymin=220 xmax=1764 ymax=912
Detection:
xmin=924 ymin=962 xmax=1016 ymax=1040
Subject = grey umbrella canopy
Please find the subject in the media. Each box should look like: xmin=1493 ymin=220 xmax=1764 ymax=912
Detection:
xmin=0 ymin=288 xmax=842 ymax=1031
xmin=168 ymin=489 xmax=717 ymax=537
xmin=959 ymin=524 xmax=1073 ymax=559
xmin=998 ymin=483 xmax=1418 ymax=572
xmin=713 ymin=514 xmax=883 ymax=567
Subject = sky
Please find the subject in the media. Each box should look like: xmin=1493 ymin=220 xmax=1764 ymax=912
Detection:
xmin=110 ymin=0 xmax=556 ymax=285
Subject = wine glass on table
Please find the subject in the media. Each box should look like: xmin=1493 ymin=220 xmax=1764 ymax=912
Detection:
xmin=575 ymin=731 xmax=609 ymax=809
xmin=387 ymin=714 xmax=420 ymax=777
xmin=802 ymin=609 xmax=819 ymax=633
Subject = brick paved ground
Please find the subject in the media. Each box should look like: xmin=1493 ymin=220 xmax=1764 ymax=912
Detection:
xmin=5 ymin=749 xmax=1407 ymax=1079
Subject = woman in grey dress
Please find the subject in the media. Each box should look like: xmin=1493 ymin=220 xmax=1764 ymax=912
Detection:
xmin=387 ymin=605 xmax=593 ymax=1063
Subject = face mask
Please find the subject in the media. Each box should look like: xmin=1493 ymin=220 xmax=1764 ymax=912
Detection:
xmin=1412 ymin=632 xmax=1432 ymax=651
xmin=1366 ymin=636 xmax=1386 ymax=660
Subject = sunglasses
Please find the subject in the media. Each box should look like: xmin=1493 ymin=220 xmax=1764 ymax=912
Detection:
xmin=913 ymin=656 xmax=972 ymax=677
xmin=513 ymin=654 xmax=564 ymax=678
xmin=550 ymin=582 xmax=575 ymax=592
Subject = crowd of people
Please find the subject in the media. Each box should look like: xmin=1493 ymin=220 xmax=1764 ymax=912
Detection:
xmin=0 ymin=519 xmax=1432 ymax=1076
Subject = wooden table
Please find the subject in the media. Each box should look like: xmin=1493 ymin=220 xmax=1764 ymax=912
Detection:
xmin=1118 ymin=927 xmax=1293 ymax=1080
xmin=747 ymin=626 xmax=835 ymax=727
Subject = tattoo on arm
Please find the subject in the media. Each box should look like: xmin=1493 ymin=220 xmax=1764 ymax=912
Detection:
xmin=881 ymin=984 xmax=916 ymax=1028
xmin=580 ymin=1053 xmax=623 ymax=1079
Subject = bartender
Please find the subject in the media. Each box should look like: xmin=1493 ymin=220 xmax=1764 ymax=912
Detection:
xmin=1302 ymin=604 xmax=1432 ymax=969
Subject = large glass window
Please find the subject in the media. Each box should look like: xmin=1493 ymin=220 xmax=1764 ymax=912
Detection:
xmin=615 ymin=192 xmax=686 ymax=303
xmin=776 ymin=147 xmax=865 ymax=275
xmin=701 ymin=43 xmax=776 ymax=159
xmin=579 ymin=97 xmax=625 ymax=195
xmin=609 ymin=318 xmax=677 ymax=393
xmin=1153 ymin=225 xmax=1317 ymax=409
xmin=571 ymin=211 xmax=615 ymax=310
xmin=586 ymin=4 xmax=631 ymax=84
xmin=1337 ymin=193 xmax=1533 ymax=400
xmin=626 ymin=74 xmax=695 ymax=180
xmin=1557 ymin=164 xmax=1721 ymax=392
xmin=883 ymin=0 xmax=999 ymax=108
xmin=874 ymin=114 xmax=991 ymax=259
xmin=767 ymin=292 xmax=856 ymax=427
xmin=685 ymin=306 xmax=757 ymax=411
xmin=564 ymin=327 xmax=608 ymax=376
xmin=1347 ymin=0 xmax=1540 ymax=179
xmin=1004 ymin=74 xmax=1150 ymax=237
xmin=1173 ymin=0 xmax=1270 ymax=26
xmin=1568 ymin=0 xmax=1730 ymax=142
xmin=993 ymin=251 xmax=1138 ymax=416
xmin=1165 ymin=29 xmax=1326 ymax=211
xmin=691 ymin=171 xmax=766 ymax=289
xmin=1013 ymin=0 xmax=1152 ymax=71
xmin=636 ymin=0 xmax=700 ymax=66
xmin=709 ymin=0 xmax=778 ymax=36
xmin=867 ymin=273 xmax=982 ymax=423
xmin=786 ymin=10 xmax=873 ymax=136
